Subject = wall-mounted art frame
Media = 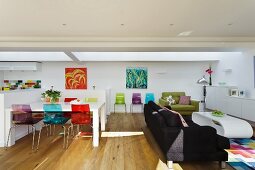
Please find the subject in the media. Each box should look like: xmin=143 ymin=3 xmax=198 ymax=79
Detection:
xmin=230 ymin=89 xmax=239 ymax=97
xmin=126 ymin=67 xmax=148 ymax=89
xmin=65 ymin=68 xmax=87 ymax=89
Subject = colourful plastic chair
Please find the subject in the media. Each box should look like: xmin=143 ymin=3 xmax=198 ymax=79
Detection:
xmin=6 ymin=104 xmax=43 ymax=150
xmin=145 ymin=93 xmax=155 ymax=104
xmin=85 ymin=97 xmax=98 ymax=102
xmin=66 ymin=104 xmax=92 ymax=148
xmin=43 ymin=104 xmax=69 ymax=148
xmin=114 ymin=93 xmax=126 ymax=113
xmin=130 ymin=93 xmax=143 ymax=113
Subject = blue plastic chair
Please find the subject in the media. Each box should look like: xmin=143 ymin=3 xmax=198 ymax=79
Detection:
xmin=43 ymin=104 xmax=69 ymax=148
xmin=145 ymin=93 xmax=155 ymax=104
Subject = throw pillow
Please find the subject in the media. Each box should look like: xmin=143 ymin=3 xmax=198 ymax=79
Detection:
xmin=158 ymin=109 xmax=182 ymax=127
xmin=166 ymin=95 xmax=175 ymax=105
xmin=179 ymin=96 xmax=191 ymax=105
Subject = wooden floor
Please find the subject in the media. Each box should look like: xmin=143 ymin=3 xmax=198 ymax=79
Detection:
xmin=0 ymin=113 xmax=234 ymax=170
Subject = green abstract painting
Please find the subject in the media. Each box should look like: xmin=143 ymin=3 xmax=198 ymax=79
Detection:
xmin=126 ymin=67 xmax=148 ymax=89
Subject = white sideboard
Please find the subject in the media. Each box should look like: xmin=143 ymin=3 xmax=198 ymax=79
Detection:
xmin=206 ymin=86 xmax=255 ymax=122
xmin=206 ymin=86 xmax=233 ymax=113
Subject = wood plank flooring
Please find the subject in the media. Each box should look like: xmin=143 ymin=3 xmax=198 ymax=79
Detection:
xmin=0 ymin=113 xmax=234 ymax=170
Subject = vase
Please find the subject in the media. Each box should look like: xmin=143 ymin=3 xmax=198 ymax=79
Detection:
xmin=209 ymin=75 xmax=212 ymax=86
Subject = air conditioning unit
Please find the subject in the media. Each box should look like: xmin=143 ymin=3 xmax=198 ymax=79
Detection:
xmin=0 ymin=62 xmax=41 ymax=71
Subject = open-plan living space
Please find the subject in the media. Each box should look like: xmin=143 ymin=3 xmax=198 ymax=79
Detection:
xmin=1 ymin=1 xmax=255 ymax=170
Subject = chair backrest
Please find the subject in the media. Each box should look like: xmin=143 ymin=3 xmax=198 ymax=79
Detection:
xmin=64 ymin=98 xmax=77 ymax=102
xmin=71 ymin=104 xmax=90 ymax=113
xmin=115 ymin=93 xmax=125 ymax=104
xmin=43 ymin=104 xmax=62 ymax=112
xmin=132 ymin=93 xmax=142 ymax=104
xmin=145 ymin=93 xmax=155 ymax=104
xmin=11 ymin=104 xmax=32 ymax=123
xmin=85 ymin=97 xmax=98 ymax=102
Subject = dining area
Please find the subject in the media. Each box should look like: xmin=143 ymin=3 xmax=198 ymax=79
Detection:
xmin=1 ymin=89 xmax=107 ymax=151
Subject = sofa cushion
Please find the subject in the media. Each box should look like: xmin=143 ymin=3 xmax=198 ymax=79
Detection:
xmin=158 ymin=109 xmax=183 ymax=127
xmin=171 ymin=104 xmax=196 ymax=111
xmin=162 ymin=92 xmax=186 ymax=104
xmin=179 ymin=96 xmax=191 ymax=105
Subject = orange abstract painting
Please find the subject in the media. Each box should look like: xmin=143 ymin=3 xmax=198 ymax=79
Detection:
xmin=65 ymin=68 xmax=87 ymax=89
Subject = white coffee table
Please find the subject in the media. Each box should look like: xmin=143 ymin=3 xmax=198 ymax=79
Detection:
xmin=192 ymin=112 xmax=253 ymax=138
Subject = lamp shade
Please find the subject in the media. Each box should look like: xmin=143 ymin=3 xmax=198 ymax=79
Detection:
xmin=197 ymin=76 xmax=208 ymax=85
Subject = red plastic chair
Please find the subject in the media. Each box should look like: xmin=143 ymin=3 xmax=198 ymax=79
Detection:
xmin=66 ymin=104 xmax=92 ymax=148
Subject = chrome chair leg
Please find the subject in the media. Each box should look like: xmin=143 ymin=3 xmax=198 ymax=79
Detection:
xmin=37 ymin=128 xmax=42 ymax=151
xmin=32 ymin=126 xmax=36 ymax=150
xmin=46 ymin=124 xmax=49 ymax=136
xmin=125 ymin=104 xmax=127 ymax=113
xmin=66 ymin=125 xmax=72 ymax=149
xmin=130 ymin=104 xmax=132 ymax=113
xmin=114 ymin=104 xmax=116 ymax=113
xmin=5 ymin=126 xmax=14 ymax=149
xmin=27 ymin=125 xmax=30 ymax=134
xmin=62 ymin=126 xmax=66 ymax=149
xmin=53 ymin=125 xmax=56 ymax=135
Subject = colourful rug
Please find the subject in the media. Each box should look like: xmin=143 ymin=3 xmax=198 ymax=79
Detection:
xmin=227 ymin=138 xmax=255 ymax=170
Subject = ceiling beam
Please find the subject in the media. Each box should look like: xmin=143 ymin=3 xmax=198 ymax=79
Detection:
xmin=64 ymin=51 xmax=81 ymax=64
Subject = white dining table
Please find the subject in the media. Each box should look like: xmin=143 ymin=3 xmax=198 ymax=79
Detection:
xmin=5 ymin=101 xmax=106 ymax=147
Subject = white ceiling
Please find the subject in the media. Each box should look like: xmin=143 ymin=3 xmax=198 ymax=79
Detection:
xmin=0 ymin=0 xmax=255 ymax=38
xmin=0 ymin=1 xmax=255 ymax=53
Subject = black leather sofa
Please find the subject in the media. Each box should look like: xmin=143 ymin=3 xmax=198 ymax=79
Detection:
xmin=144 ymin=101 xmax=230 ymax=169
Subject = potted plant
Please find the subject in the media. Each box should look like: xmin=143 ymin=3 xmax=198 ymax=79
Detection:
xmin=41 ymin=86 xmax=61 ymax=103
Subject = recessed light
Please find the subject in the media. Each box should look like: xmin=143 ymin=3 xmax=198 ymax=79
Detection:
xmin=121 ymin=24 xmax=125 ymax=26
xmin=169 ymin=24 xmax=174 ymax=26
xmin=62 ymin=24 xmax=67 ymax=26
xmin=178 ymin=31 xmax=193 ymax=36
xmin=228 ymin=23 xmax=233 ymax=26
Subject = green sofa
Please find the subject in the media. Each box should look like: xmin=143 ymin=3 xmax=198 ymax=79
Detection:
xmin=158 ymin=92 xmax=199 ymax=116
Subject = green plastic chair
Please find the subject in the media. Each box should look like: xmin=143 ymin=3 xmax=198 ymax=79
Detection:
xmin=114 ymin=93 xmax=126 ymax=113
xmin=84 ymin=97 xmax=98 ymax=102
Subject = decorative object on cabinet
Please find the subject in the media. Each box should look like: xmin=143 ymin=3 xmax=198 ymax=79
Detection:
xmin=197 ymin=76 xmax=209 ymax=111
xmin=239 ymin=90 xmax=245 ymax=97
xmin=206 ymin=66 xmax=213 ymax=86
xmin=41 ymin=86 xmax=61 ymax=103
xmin=230 ymin=89 xmax=239 ymax=97
xmin=126 ymin=67 xmax=147 ymax=89
xmin=65 ymin=68 xmax=87 ymax=89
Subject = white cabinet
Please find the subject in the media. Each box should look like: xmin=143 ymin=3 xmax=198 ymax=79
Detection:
xmin=206 ymin=86 xmax=232 ymax=113
xmin=227 ymin=97 xmax=242 ymax=118
xmin=241 ymin=99 xmax=255 ymax=122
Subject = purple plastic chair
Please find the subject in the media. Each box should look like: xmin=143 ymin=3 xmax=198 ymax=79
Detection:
xmin=6 ymin=104 xmax=43 ymax=150
xmin=130 ymin=93 xmax=143 ymax=113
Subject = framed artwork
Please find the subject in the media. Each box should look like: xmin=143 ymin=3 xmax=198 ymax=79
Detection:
xmin=230 ymin=89 xmax=239 ymax=97
xmin=126 ymin=67 xmax=148 ymax=89
xmin=65 ymin=68 xmax=87 ymax=89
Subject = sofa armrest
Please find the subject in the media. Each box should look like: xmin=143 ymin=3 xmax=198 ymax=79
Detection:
xmin=217 ymin=135 xmax=230 ymax=149
xmin=159 ymin=98 xmax=168 ymax=106
xmin=191 ymin=100 xmax=199 ymax=112
xmin=182 ymin=126 xmax=220 ymax=153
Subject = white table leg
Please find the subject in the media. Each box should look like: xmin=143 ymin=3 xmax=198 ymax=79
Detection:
xmin=100 ymin=103 xmax=106 ymax=131
xmin=93 ymin=109 xmax=99 ymax=147
xmin=5 ymin=108 xmax=15 ymax=146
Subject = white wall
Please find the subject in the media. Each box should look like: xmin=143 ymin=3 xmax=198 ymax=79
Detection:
xmin=212 ymin=51 xmax=255 ymax=98
xmin=3 ymin=61 xmax=212 ymax=113
xmin=0 ymin=71 xmax=3 ymax=87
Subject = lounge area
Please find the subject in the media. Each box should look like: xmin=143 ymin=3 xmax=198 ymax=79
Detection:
xmin=1 ymin=1 xmax=255 ymax=170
